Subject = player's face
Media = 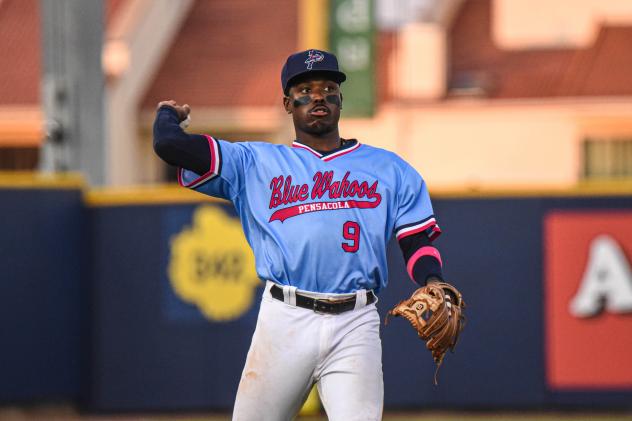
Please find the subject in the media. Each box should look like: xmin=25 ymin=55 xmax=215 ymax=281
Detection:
xmin=284 ymin=78 xmax=342 ymax=136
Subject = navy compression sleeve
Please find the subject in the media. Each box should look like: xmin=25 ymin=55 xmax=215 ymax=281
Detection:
xmin=153 ymin=106 xmax=211 ymax=175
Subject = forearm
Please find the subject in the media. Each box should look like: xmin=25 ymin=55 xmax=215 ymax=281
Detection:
xmin=153 ymin=106 xmax=211 ymax=175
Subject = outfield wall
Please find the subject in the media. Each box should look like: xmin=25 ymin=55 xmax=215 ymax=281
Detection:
xmin=0 ymin=176 xmax=84 ymax=402
xmin=1 ymin=179 xmax=631 ymax=410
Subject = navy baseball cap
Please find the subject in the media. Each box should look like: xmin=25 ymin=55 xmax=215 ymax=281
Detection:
xmin=281 ymin=49 xmax=347 ymax=95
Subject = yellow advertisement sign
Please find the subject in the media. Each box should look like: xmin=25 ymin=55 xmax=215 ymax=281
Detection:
xmin=168 ymin=206 xmax=259 ymax=321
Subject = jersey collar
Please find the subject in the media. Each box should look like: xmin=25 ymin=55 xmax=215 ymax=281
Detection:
xmin=292 ymin=138 xmax=361 ymax=162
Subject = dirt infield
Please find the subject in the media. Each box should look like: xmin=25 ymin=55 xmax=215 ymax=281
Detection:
xmin=1 ymin=406 xmax=631 ymax=421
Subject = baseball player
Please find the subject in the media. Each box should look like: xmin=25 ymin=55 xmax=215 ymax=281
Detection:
xmin=153 ymin=49 xmax=447 ymax=421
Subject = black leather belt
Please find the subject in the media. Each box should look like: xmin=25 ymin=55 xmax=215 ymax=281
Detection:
xmin=269 ymin=284 xmax=376 ymax=314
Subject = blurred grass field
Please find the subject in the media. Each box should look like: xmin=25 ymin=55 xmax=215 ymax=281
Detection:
xmin=1 ymin=406 xmax=632 ymax=421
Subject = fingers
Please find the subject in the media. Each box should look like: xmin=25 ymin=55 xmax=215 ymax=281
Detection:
xmin=157 ymin=99 xmax=177 ymax=110
xmin=177 ymin=104 xmax=191 ymax=122
xmin=156 ymin=100 xmax=189 ymax=112
xmin=179 ymin=104 xmax=191 ymax=128
xmin=156 ymin=100 xmax=191 ymax=122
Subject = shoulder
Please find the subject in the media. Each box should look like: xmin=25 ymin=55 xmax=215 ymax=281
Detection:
xmin=215 ymin=139 xmax=290 ymax=155
xmin=358 ymin=143 xmax=418 ymax=175
xmin=359 ymin=143 xmax=406 ymax=162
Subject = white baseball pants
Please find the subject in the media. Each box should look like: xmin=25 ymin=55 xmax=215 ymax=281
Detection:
xmin=232 ymin=281 xmax=384 ymax=421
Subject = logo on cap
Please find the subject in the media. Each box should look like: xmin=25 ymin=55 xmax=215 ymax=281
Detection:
xmin=305 ymin=50 xmax=325 ymax=70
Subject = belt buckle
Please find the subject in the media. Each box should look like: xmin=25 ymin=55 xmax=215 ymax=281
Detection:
xmin=312 ymin=299 xmax=329 ymax=314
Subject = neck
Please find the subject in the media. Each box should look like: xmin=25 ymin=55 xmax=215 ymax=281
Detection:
xmin=295 ymin=128 xmax=341 ymax=152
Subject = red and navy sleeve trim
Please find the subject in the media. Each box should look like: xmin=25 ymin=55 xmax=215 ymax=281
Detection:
xmin=177 ymin=135 xmax=222 ymax=188
xmin=395 ymin=215 xmax=441 ymax=241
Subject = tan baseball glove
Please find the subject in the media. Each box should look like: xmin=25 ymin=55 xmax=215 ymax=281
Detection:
xmin=386 ymin=281 xmax=465 ymax=384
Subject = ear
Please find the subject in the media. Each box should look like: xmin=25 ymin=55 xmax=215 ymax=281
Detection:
xmin=283 ymin=96 xmax=292 ymax=114
xmin=340 ymin=92 xmax=343 ymax=110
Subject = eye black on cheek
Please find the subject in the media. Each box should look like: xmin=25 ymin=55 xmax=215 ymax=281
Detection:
xmin=293 ymin=96 xmax=311 ymax=107
xmin=326 ymin=95 xmax=341 ymax=107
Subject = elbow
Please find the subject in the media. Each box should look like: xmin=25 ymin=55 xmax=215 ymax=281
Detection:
xmin=153 ymin=134 xmax=174 ymax=161
xmin=153 ymin=119 xmax=174 ymax=158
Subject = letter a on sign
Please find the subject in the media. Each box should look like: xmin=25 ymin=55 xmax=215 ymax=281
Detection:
xmin=545 ymin=212 xmax=632 ymax=388
xmin=569 ymin=235 xmax=632 ymax=317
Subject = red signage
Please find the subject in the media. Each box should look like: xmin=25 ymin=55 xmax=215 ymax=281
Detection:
xmin=545 ymin=211 xmax=632 ymax=389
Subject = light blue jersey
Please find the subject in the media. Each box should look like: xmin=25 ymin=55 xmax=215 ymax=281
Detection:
xmin=179 ymin=137 xmax=440 ymax=294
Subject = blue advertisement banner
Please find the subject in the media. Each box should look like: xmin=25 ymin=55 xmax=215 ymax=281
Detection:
xmin=0 ymin=188 xmax=83 ymax=402
xmin=85 ymin=204 xmax=262 ymax=410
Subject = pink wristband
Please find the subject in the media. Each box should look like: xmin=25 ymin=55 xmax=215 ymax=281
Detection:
xmin=406 ymin=246 xmax=442 ymax=282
